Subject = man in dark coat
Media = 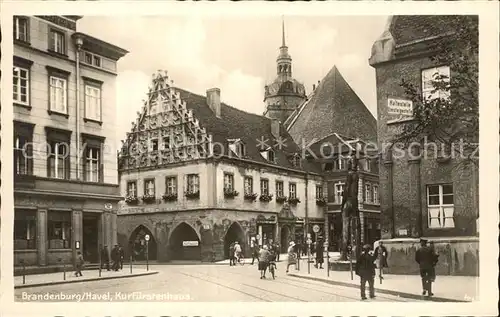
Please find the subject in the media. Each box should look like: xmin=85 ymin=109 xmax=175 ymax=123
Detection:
xmin=355 ymin=244 xmax=376 ymax=300
xmin=415 ymin=239 xmax=437 ymax=296
xmin=118 ymin=244 xmax=125 ymax=270
xmin=100 ymin=245 xmax=110 ymax=271
xmin=111 ymin=245 xmax=120 ymax=271
xmin=374 ymin=241 xmax=389 ymax=279
xmin=315 ymin=240 xmax=324 ymax=269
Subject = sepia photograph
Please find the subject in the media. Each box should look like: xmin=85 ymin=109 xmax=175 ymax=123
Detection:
xmin=1 ymin=1 xmax=498 ymax=316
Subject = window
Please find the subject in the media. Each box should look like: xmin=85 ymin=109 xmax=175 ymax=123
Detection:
xmin=291 ymin=155 xmax=301 ymax=167
xmin=228 ymin=139 xmax=246 ymax=157
xmin=93 ymin=56 xmax=101 ymax=67
xmin=150 ymin=139 xmax=159 ymax=152
xmin=373 ymin=185 xmax=379 ymax=204
xmin=335 ymin=182 xmax=345 ymax=204
xmin=13 ymin=16 xmax=29 ymax=42
xmin=364 ymin=159 xmax=371 ymax=172
xmin=13 ymin=66 xmax=29 ymax=105
xmin=316 ymin=185 xmax=323 ymax=199
xmin=260 ymin=178 xmax=269 ymax=195
xmin=85 ymin=53 xmax=92 ymax=64
xmin=224 ymin=173 xmax=234 ymax=191
xmin=48 ymin=142 xmax=69 ymax=179
xmin=48 ymin=211 xmax=71 ymax=249
xmin=165 ymin=176 xmax=177 ymax=195
xmin=84 ymin=147 xmax=100 ymax=182
xmin=85 ymin=85 xmax=101 ymax=121
xmin=14 ymin=133 xmax=33 ymax=175
xmin=427 ymin=184 xmax=454 ymax=229
xmin=127 ymin=181 xmax=137 ymax=197
xmin=365 ymin=183 xmax=372 ymax=203
xmin=49 ymin=76 xmax=67 ymax=114
xmin=162 ymin=136 xmax=171 ymax=150
xmin=276 ymin=181 xmax=284 ymax=197
xmin=187 ymin=174 xmax=200 ymax=193
xmin=244 ymin=176 xmax=253 ymax=195
xmin=422 ymin=66 xmax=451 ymax=100
xmin=49 ymin=29 xmax=66 ymax=54
xmin=14 ymin=210 xmax=36 ymax=250
xmin=324 ymin=162 xmax=334 ymax=172
xmin=260 ymin=149 xmax=275 ymax=162
xmin=336 ymin=156 xmax=345 ymax=170
xmin=144 ymin=179 xmax=155 ymax=196
xmin=289 ymin=183 xmax=297 ymax=199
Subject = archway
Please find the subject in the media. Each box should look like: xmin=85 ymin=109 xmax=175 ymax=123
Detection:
xmin=224 ymin=222 xmax=246 ymax=259
xmin=128 ymin=225 xmax=157 ymax=261
xmin=169 ymin=222 xmax=201 ymax=261
xmin=280 ymin=225 xmax=291 ymax=253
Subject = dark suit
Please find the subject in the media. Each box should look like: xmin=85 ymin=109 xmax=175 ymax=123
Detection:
xmin=415 ymin=245 xmax=437 ymax=294
xmin=355 ymin=251 xmax=376 ymax=299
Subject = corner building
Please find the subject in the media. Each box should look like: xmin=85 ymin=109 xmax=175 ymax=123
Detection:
xmin=369 ymin=15 xmax=478 ymax=275
xmin=117 ymin=71 xmax=324 ymax=262
xmin=13 ymin=16 xmax=128 ymax=269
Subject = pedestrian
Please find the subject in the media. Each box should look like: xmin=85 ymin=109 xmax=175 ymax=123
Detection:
xmin=75 ymin=251 xmax=84 ymax=277
xmin=274 ymin=241 xmax=281 ymax=261
xmin=229 ymin=242 xmax=235 ymax=266
xmin=355 ymin=244 xmax=376 ymax=300
xmin=250 ymin=239 xmax=259 ymax=265
xmin=415 ymin=238 xmax=436 ymax=297
xmin=258 ymin=245 xmax=270 ymax=279
xmin=428 ymin=241 xmax=439 ymax=291
xmin=374 ymin=241 xmax=389 ymax=279
xmin=234 ymin=241 xmax=242 ymax=264
xmin=101 ymin=245 xmax=110 ymax=271
xmin=286 ymin=241 xmax=297 ymax=273
xmin=315 ymin=239 xmax=324 ymax=269
xmin=111 ymin=245 xmax=120 ymax=271
xmin=118 ymin=244 xmax=125 ymax=270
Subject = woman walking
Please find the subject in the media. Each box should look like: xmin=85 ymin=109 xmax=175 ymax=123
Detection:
xmin=286 ymin=241 xmax=297 ymax=273
xmin=258 ymin=245 xmax=270 ymax=279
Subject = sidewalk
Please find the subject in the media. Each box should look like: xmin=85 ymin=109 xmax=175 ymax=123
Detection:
xmin=287 ymin=258 xmax=478 ymax=302
xmin=15 ymin=268 xmax=158 ymax=289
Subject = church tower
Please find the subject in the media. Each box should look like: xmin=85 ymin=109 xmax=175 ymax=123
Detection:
xmin=264 ymin=18 xmax=307 ymax=123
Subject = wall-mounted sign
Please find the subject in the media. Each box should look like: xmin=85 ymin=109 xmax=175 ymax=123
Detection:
xmin=75 ymin=241 xmax=80 ymax=249
xmin=104 ymin=203 xmax=113 ymax=211
xmin=398 ymin=229 xmax=408 ymax=236
xmin=312 ymin=225 xmax=320 ymax=233
xmin=183 ymin=240 xmax=199 ymax=247
xmin=388 ymin=98 xmax=413 ymax=116
xmin=203 ymin=224 xmax=210 ymax=230
xmin=145 ymin=234 xmax=150 ymax=241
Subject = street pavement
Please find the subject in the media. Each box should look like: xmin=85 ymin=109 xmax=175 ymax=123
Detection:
xmin=15 ymin=261 xmax=426 ymax=302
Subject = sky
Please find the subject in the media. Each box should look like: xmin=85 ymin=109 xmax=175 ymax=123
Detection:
xmin=77 ymin=15 xmax=388 ymax=147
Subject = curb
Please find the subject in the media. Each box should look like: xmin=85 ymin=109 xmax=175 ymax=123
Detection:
xmin=288 ymin=273 xmax=467 ymax=303
xmin=15 ymin=271 xmax=159 ymax=289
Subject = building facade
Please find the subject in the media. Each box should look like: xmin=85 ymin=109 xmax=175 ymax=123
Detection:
xmin=117 ymin=71 xmax=324 ymax=262
xmin=13 ymin=16 xmax=128 ymax=267
xmin=369 ymin=15 xmax=479 ymax=275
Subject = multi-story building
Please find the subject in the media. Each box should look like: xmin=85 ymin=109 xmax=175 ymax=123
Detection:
xmin=13 ymin=16 xmax=128 ymax=269
xmin=369 ymin=15 xmax=479 ymax=275
xmin=117 ymin=71 xmax=324 ymax=262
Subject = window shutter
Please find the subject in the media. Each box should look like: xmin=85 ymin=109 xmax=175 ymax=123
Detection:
xmin=49 ymin=31 xmax=55 ymax=50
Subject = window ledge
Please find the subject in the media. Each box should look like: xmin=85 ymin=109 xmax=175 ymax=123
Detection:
xmin=14 ymin=249 xmax=37 ymax=253
xmin=14 ymin=39 xmax=31 ymax=47
xmin=47 ymin=110 xmax=69 ymax=119
xmin=14 ymin=103 xmax=32 ymax=110
xmin=47 ymin=49 xmax=69 ymax=59
xmin=84 ymin=118 xmax=103 ymax=126
xmin=48 ymin=248 xmax=72 ymax=252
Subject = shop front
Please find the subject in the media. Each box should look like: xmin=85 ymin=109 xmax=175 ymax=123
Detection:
xmin=255 ymin=214 xmax=277 ymax=247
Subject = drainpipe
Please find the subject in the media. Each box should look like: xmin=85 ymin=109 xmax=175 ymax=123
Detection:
xmin=305 ymin=172 xmax=309 ymax=239
xmin=74 ymin=36 xmax=83 ymax=180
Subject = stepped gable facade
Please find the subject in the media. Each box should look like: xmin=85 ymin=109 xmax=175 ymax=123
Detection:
xmin=117 ymin=71 xmax=325 ymax=262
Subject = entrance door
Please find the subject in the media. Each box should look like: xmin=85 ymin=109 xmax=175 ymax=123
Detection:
xmin=224 ymin=222 xmax=246 ymax=259
xmin=280 ymin=225 xmax=291 ymax=253
xmin=83 ymin=213 xmax=100 ymax=263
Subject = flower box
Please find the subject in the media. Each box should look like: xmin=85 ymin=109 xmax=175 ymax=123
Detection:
xmin=244 ymin=193 xmax=258 ymax=202
xmin=162 ymin=193 xmax=178 ymax=202
xmin=259 ymin=194 xmax=273 ymax=202
xmin=223 ymin=189 xmax=239 ymax=198
xmin=288 ymin=197 xmax=301 ymax=205
xmin=125 ymin=196 xmax=139 ymax=205
xmin=185 ymin=191 xmax=200 ymax=200
xmin=142 ymin=194 xmax=156 ymax=204
xmin=316 ymin=197 xmax=328 ymax=206
xmin=276 ymin=196 xmax=287 ymax=204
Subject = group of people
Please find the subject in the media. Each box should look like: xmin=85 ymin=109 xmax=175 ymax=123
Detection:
xmin=101 ymin=244 xmax=125 ymax=272
xmin=354 ymin=239 xmax=439 ymax=300
xmin=228 ymin=241 xmax=243 ymax=266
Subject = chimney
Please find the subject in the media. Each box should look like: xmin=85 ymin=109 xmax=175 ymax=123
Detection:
xmin=313 ymin=84 xmax=316 ymax=90
xmin=206 ymin=88 xmax=221 ymax=118
xmin=271 ymin=119 xmax=280 ymax=139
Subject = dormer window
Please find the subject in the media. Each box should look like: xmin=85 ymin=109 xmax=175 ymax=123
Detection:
xmin=364 ymin=159 xmax=371 ymax=172
xmin=291 ymin=154 xmax=301 ymax=167
xmin=336 ymin=156 xmax=346 ymax=170
xmin=228 ymin=139 xmax=246 ymax=157
xmin=260 ymin=148 xmax=275 ymax=163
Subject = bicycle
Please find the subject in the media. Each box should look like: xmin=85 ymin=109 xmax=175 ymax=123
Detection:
xmin=235 ymin=252 xmax=245 ymax=265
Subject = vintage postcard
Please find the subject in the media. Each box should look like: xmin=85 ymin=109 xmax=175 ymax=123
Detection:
xmin=0 ymin=1 xmax=498 ymax=317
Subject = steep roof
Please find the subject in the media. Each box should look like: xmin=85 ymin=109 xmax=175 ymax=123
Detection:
xmin=286 ymin=66 xmax=377 ymax=145
xmin=175 ymin=88 xmax=322 ymax=174
xmin=389 ymin=15 xmax=461 ymax=46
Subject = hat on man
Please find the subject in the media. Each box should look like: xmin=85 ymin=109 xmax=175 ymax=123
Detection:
xmin=362 ymin=244 xmax=371 ymax=250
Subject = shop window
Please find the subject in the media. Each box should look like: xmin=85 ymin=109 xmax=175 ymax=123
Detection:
xmin=48 ymin=211 xmax=71 ymax=249
xmin=14 ymin=209 xmax=36 ymax=250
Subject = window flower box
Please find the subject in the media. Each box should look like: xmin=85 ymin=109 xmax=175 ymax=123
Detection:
xmin=162 ymin=193 xmax=178 ymax=202
xmin=316 ymin=197 xmax=328 ymax=206
xmin=288 ymin=197 xmax=301 ymax=205
xmin=259 ymin=194 xmax=273 ymax=202
xmin=276 ymin=196 xmax=287 ymax=204
xmin=125 ymin=195 xmax=139 ymax=205
xmin=244 ymin=193 xmax=258 ymax=202
xmin=224 ymin=189 xmax=239 ymax=199
xmin=142 ymin=194 xmax=156 ymax=204
xmin=185 ymin=191 xmax=200 ymax=200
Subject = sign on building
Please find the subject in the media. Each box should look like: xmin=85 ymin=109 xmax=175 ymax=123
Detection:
xmin=388 ymin=98 xmax=413 ymax=117
xmin=183 ymin=240 xmax=199 ymax=247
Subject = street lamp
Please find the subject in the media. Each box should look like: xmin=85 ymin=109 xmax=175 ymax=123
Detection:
xmin=145 ymin=234 xmax=150 ymax=271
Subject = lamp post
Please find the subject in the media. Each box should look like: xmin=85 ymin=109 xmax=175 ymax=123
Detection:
xmin=145 ymin=234 xmax=150 ymax=271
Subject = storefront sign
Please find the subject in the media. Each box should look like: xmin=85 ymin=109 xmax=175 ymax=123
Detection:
xmin=388 ymin=98 xmax=413 ymax=116
xmin=183 ymin=241 xmax=199 ymax=247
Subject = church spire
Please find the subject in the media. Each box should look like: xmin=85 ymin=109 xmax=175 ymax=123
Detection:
xmin=282 ymin=16 xmax=286 ymax=47
xmin=277 ymin=17 xmax=292 ymax=79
